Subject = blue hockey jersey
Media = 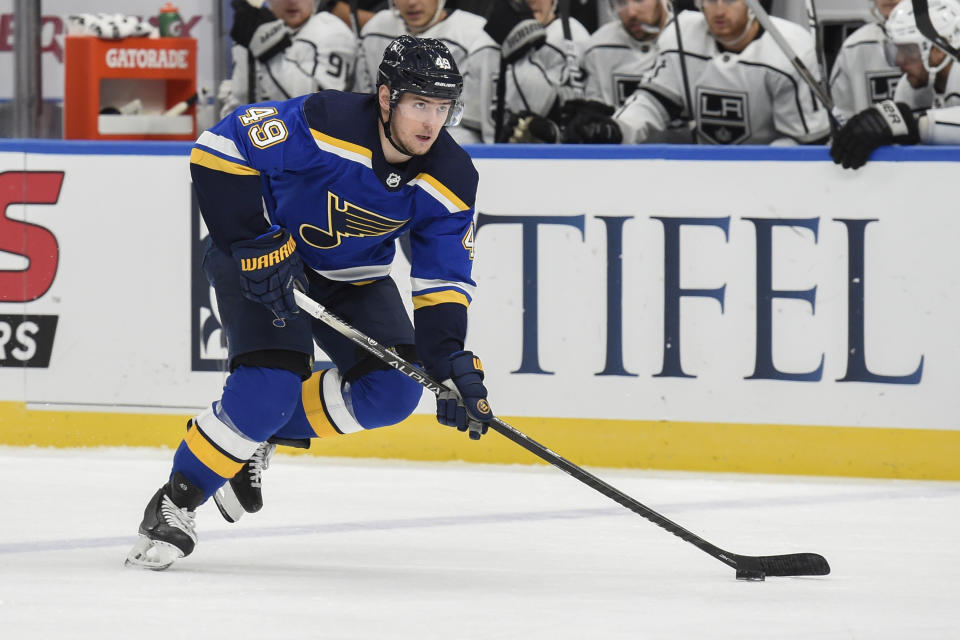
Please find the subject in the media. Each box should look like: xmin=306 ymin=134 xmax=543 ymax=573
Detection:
xmin=189 ymin=90 xmax=479 ymax=376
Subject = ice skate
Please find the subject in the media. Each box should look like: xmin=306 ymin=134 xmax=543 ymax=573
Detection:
xmin=125 ymin=472 xmax=204 ymax=570
xmin=214 ymin=441 xmax=276 ymax=523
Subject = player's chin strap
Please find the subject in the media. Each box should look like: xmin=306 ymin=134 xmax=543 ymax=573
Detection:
xmin=379 ymin=108 xmax=416 ymax=159
xmin=924 ymin=49 xmax=953 ymax=89
xmin=628 ymin=0 xmax=672 ymax=40
xmin=395 ymin=0 xmax=446 ymax=34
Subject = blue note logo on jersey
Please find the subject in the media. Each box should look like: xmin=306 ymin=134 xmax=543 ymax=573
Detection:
xmin=300 ymin=192 xmax=407 ymax=250
xmin=697 ymin=88 xmax=750 ymax=145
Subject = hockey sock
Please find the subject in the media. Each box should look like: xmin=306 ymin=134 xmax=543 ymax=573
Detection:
xmin=273 ymin=368 xmax=358 ymax=439
xmin=171 ymin=366 xmax=302 ymax=499
xmin=272 ymin=366 xmax=420 ymax=439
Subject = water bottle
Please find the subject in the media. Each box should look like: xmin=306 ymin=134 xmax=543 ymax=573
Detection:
xmin=158 ymin=3 xmax=184 ymax=37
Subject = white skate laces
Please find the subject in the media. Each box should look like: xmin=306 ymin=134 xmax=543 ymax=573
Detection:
xmin=160 ymin=494 xmax=197 ymax=543
xmin=247 ymin=442 xmax=276 ymax=488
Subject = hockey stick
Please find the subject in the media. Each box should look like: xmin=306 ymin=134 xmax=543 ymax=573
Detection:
xmin=494 ymin=56 xmax=508 ymax=142
xmin=912 ymin=0 xmax=960 ymax=60
xmin=671 ymin=7 xmax=699 ymax=143
xmin=244 ymin=0 xmax=267 ymax=104
xmin=804 ymin=0 xmax=838 ymax=133
xmin=741 ymin=0 xmax=840 ymax=130
xmin=557 ymin=0 xmax=585 ymax=101
xmin=292 ymin=289 xmax=830 ymax=581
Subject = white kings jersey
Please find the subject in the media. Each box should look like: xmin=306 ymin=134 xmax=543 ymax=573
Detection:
xmin=829 ymin=21 xmax=902 ymax=123
xmin=583 ymin=19 xmax=660 ymax=108
xmin=893 ymin=63 xmax=960 ymax=144
xmin=615 ymin=11 xmax=831 ymax=145
xmin=220 ymin=11 xmax=357 ymax=117
xmin=355 ymin=9 xmax=488 ymax=94
xmin=462 ymin=16 xmax=591 ymax=143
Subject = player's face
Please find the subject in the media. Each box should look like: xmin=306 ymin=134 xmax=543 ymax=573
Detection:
xmin=702 ymin=0 xmax=751 ymax=43
xmin=270 ymin=0 xmax=314 ymax=29
xmin=874 ymin=0 xmax=902 ymax=20
xmin=390 ymin=92 xmax=451 ymax=155
xmin=894 ymin=43 xmax=945 ymax=88
xmin=394 ymin=0 xmax=441 ymax=30
xmin=527 ymin=0 xmax=557 ymax=25
xmin=614 ymin=0 xmax=664 ymax=40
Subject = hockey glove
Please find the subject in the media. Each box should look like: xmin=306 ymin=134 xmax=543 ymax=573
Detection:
xmin=231 ymin=225 xmax=306 ymax=322
xmin=484 ymin=0 xmax=547 ymax=63
xmin=563 ymin=109 xmax=623 ymax=144
xmin=230 ymin=0 xmax=292 ymax=62
xmin=830 ymin=100 xmax=919 ymax=170
xmin=437 ymin=351 xmax=493 ymax=440
xmin=508 ymin=112 xmax=562 ymax=143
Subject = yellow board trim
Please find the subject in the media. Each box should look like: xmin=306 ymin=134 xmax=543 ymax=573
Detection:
xmin=2 ymin=401 xmax=959 ymax=480
xmin=415 ymin=173 xmax=469 ymax=211
xmin=311 ymin=129 xmax=373 ymax=159
xmin=412 ymin=290 xmax=470 ymax=309
xmin=301 ymin=371 xmax=340 ymax=438
xmin=184 ymin=425 xmax=244 ymax=479
xmin=189 ymin=148 xmax=259 ymax=176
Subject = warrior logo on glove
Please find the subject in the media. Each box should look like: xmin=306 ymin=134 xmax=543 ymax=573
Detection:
xmin=231 ymin=225 xmax=307 ymax=322
xmin=238 ymin=233 xmax=296 ymax=271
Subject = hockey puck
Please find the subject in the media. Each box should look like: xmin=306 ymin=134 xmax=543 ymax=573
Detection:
xmin=735 ymin=569 xmax=766 ymax=581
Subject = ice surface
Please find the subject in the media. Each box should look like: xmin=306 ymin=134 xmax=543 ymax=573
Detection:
xmin=1 ymin=446 xmax=958 ymax=639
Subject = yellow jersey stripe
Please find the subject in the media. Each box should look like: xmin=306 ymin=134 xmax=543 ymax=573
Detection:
xmin=302 ymin=370 xmax=342 ymax=438
xmin=414 ymin=173 xmax=470 ymax=211
xmin=190 ymin=148 xmax=259 ymax=176
xmin=412 ymin=290 xmax=470 ymax=310
xmin=311 ymin=129 xmax=373 ymax=159
xmin=184 ymin=426 xmax=245 ymax=478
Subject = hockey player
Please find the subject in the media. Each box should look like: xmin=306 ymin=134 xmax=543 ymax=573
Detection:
xmin=354 ymin=1 xmax=488 ymax=94
xmin=219 ymin=0 xmax=358 ymax=117
xmin=831 ymin=0 xmax=960 ymax=169
xmin=126 ymin=36 xmax=493 ymax=570
xmin=583 ymin=0 xmax=672 ymax=108
xmin=461 ymin=0 xmax=591 ymax=143
xmin=564 ymin=0 xmax=831 ymax=145
xmin=829 ymin=0 xmax=904 ymax=124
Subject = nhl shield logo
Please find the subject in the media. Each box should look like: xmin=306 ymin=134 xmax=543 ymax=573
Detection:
xmin=697 ymin=88 xmax=750 ymax=145
xmin=386 ymin=172 xmax=401 ymax=188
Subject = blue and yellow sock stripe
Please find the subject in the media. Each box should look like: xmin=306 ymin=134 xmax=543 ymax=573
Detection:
xmin=302 ymin=369 xmax=344 ymax=439
xmin=183 ymin=422 xmax=245 ymax=479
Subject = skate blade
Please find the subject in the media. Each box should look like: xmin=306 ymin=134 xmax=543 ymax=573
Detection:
xmin=124 ymin=535 xmax=184 ymax=571
xmin=213 ymin=484 xmax=245 ymax=524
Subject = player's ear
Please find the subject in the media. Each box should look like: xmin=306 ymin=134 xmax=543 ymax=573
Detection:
xmin=378 ymin=85 xmax=391 ymax=113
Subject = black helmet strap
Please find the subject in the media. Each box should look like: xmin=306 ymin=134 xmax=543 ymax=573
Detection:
xmin=379 ymin=92 xmax=416 ymax=159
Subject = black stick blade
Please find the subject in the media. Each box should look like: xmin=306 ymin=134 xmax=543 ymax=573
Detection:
xmin=751 ymin=553 xmax=831 ymax=577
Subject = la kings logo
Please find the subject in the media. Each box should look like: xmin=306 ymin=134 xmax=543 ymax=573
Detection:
xmin=867 ymin=71 xmax=901 ymax=103
xmin=614 ymin=75 xmax=643 ymax=106
xmin=697 ymin=88 xmax=750 ymax=145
